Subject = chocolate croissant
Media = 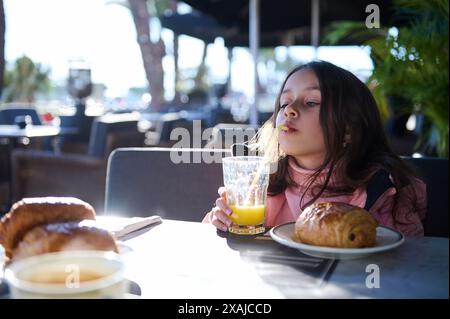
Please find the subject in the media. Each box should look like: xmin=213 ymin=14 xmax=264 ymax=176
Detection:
xmin=294 ymin=202 xmax=378 ymax=248
xmin=0 ymin=197 xmax=96 ymax=258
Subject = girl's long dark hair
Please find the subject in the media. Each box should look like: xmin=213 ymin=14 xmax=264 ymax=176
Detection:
xmin=258 ymin=61 xmax=418 ymax=226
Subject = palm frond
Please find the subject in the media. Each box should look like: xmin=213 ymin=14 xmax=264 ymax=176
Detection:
xmin=326 ymin=0 xmax=449 ymax=157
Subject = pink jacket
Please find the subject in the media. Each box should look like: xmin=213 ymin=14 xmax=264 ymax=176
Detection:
xmin=266 ymin=157 xmax=427 ymax=236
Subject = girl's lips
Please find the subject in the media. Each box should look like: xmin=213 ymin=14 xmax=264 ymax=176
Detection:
xmin=280 ymin=124 xmax=298 ymax=133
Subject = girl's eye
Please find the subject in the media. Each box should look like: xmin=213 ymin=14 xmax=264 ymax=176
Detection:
xmin=280 ymin=103 xmax=288 ymax=109
xmin=306 ymin=101 xmax=320 ymax=107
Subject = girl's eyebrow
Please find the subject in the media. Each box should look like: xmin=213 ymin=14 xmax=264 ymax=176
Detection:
xmin=281 ymin=86 xmax=320 ymax=95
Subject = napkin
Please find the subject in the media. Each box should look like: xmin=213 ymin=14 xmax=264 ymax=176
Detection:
xmin=81 ymin=216 xmax=162 ymax=239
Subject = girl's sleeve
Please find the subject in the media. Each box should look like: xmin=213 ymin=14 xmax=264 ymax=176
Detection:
xmin=369 ymin=177 xmax=427 ymax=237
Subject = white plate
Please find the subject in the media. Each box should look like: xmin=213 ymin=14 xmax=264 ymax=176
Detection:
xmin=270 ymin=222 xmax=405 ymax=260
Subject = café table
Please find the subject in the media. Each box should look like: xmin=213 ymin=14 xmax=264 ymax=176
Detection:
xmin=116 ymin=218 xmax=449 ymax=299
xmin=0 ymin=124 xmax=61 ymax=139
xmin=0 ymin=124 xmax=77 ymax=153
xmin=0 ymin=124 xmax=78 ymax=146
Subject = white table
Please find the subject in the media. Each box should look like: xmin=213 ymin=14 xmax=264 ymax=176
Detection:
xmin=0 ymin=125 xmax=60 ymax=138
xmin=119 ymin=219 xmax=449 ymax=299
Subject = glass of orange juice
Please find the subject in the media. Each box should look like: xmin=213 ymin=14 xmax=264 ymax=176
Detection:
xmin=222 ymin=156 xmax=270 ymax=235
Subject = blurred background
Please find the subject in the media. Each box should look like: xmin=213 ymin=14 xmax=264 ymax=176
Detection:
xmin=0 ymin=0 xmax=448 ymax=214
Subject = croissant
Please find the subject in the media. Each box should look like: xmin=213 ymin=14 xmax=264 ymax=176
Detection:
xmin=11 ymin=222 xmax=118 ymax=262
xmin=294 ymin=202 xmax=378 ymax=248
xmin=0 ymin=197 xmax=96 ymax=258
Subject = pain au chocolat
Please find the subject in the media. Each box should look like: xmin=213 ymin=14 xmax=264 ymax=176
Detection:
xmin=294 ymin=202 xmax=378 ymax=248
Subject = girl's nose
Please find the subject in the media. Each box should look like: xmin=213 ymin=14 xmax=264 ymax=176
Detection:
xmin=284 ymin=104 xmax=298 ymax=119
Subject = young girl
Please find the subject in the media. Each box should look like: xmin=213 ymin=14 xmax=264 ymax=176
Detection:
xmin=203 ymin=61 xmax=427 ymax=236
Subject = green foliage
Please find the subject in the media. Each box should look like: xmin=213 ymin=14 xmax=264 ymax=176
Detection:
xmin=152 ymin=0 xmax=172 ymax=16
xmin=2 ymin=55 xmax=51 ymax=103
xmin=325 ymin=0 xmax=449 ymax=157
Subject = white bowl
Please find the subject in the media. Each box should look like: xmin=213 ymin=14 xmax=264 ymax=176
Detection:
xmin=5 ymin=251 xmax=128 ymax=299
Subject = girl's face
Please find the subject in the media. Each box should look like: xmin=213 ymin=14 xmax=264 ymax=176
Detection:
xmin=276 ymin=68 xmax=326 ymax=166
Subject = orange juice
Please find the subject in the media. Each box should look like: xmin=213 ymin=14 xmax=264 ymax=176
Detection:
xmin=229 ymin=205 xmax=265 ymax=226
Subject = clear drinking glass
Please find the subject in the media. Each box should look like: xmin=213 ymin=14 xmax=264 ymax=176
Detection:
xmin=222 ymin=156 xmax=270 ymax=235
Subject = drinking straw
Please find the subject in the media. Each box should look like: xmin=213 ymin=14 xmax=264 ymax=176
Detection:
xmin=244 ymin=125 xmax=287 ymax=205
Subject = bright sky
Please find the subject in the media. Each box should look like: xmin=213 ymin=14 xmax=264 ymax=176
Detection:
xmin=4 ymin=0 xmax=373 ymax=99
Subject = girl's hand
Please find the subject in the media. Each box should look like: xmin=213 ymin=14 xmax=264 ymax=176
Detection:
xmin=203 ymin=187 xmax=233 ymax=231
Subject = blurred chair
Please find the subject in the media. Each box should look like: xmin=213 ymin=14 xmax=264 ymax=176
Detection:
xmin=0 ymin=107 xmax=42 ymax=125
xmin=403 ymin=156 xmax=449 ymax=237
xmin=141 ymin=112 xmax=196 ymax=148
xmin=187 ymin=88 xmax=209 ymax=109
xmin=1 ymin=108 xmax=47 ymax=212
xmin=87 ymin=113 xmax=144 ymax=157
xmin=10 ymin=114 xmax=146 ymax=213
xmin=0 ymin=107 xmax=48 ymax=150
xmin=0 ymin=143 xmax=11 ymax=213
xmin=204 ymin=123 xmax=258 ymax=149
xmin=57 ymin=114 xmax=96 ymax=154
xmin=156 ymin=116 xmax=191 ymax=147
xmin=105 ymin=147 xmax=230 ymax=221
xmin=11 ymin=151 xmax=106 ymax=212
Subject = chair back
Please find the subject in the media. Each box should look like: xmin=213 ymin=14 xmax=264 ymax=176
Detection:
xmin=105 ymin=147 xmax=230 ymax=221
xmin=204 ymin=123 xmax=258 ymax=149
xmin=403 ymin=157 xmax=449 ymax=237
xmin=88 ymin=113 xmax=145 ymax=158
xmin=0 ymin=108 xmax=42 ymax=125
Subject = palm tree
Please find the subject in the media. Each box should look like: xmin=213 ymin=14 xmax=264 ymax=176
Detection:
xmin=127 ymin=0 xmax=166 ymax=110
xmin=2 ymin=55 xmax=50 ymax=103
xmin=325 ymin=0 xmax=449 ymax=157
xmin=110 ymin=0 xmax=193 ymax=110
xmin=168 ymin=0 xmax=182 ymax=103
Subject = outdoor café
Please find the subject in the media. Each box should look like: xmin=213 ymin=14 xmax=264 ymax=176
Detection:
xmin=0 ymin=0 xmax=448 ymax=303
